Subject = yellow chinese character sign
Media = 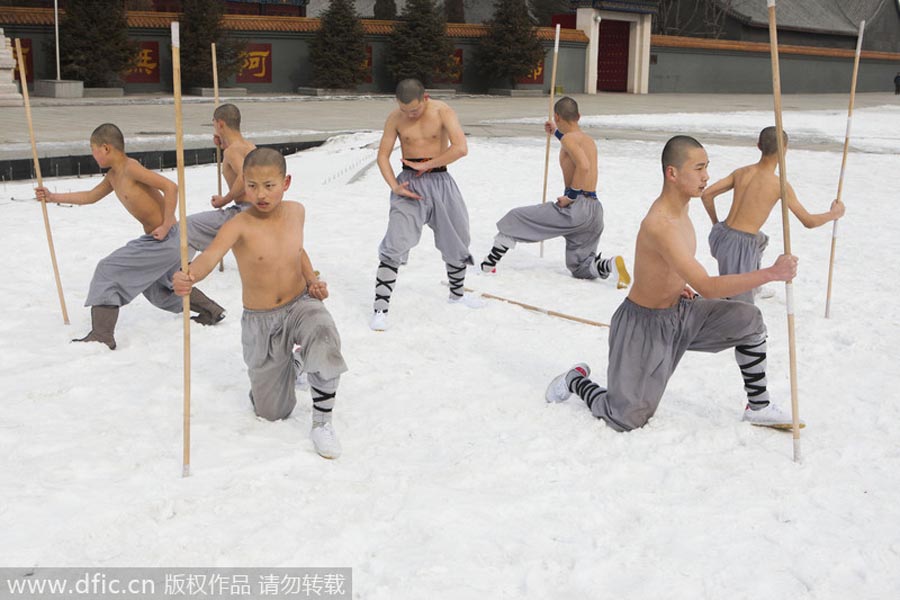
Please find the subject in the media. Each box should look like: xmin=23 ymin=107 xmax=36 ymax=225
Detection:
xmin=516 ymin=59 xmax=545 ymax=85
xmin=124 ymin=41 xmax=160 ymax=83
xmin=237 ymin=44 xmax=273 ymax=84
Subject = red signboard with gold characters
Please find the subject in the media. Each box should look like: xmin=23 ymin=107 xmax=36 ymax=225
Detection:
xmin=237 ymin=43 xmax=273 ymax=84
xmin=13 ymin=38 xmax=33 ymax=82
xmin=124 ymin=41 xmax=160 ymax=84
xmin=516 ymin=58 xmax=545 ymax=85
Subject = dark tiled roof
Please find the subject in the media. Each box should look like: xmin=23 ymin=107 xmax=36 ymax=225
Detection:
xmin=721 ymin=0 xmax=878 ymax=37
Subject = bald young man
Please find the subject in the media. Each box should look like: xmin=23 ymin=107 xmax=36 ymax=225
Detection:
xmin=701 ymin=126 xmax=844 ymax=303
xmin=546 ymin=136 xmax=802 ymax=431
xmin=480 ymin=96 xmax=630 ymax=286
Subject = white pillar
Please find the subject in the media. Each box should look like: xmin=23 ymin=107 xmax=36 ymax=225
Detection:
xmin=576 ymin=7 xmax=599 ymax=94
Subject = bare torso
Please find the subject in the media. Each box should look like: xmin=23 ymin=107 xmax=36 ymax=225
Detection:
xmin=395 ymin=100 xmax=450 ymax=158
xmin=108 ymin=159 xmax=166 ymax=234
xmin=724 ymin=164 xmax=780 ymax=233
xmin=628 ymin=198 xmax=696 ymax=309
xmin=560 ymin=130 xmax=598 ymax=192
xmin=231 ymin=201 xmax=307 ymax=310
xmin=223 ymin=139 xmax=256 ymax=204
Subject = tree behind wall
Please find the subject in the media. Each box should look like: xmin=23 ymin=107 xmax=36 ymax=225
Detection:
xmin=373 ymin=0 xmax=397 ymax=19
xmin=58 ymin=0 xmax=137 ymax=86
xmin=386 ymin=0 xmax=453 ymax=86
xmin=446 ymin=0 xmax=465 ymax=23
xmin=310 ymin=0 xmax=368 ymax=88
xmin=529 ymin=0 xmax=572 ymax=27
xmin=180 ymin=0 xmax=245 ymax=89
xmin=476 ymin=0 xmax=545 ymax=88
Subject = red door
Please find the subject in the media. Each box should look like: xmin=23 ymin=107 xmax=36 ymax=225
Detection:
xmin=597 ymin=19 xmax=630 ymax=92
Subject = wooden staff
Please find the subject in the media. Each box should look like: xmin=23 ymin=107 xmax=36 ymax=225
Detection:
xmin=539 ymin=24 xmax=561 ymax=259
xmin=172 ymin=22 xmax=192 ymax=477
xmin=447 ymin=284 xmax=608 ymax=329
xmin=767 ymin=0 xmax=802 ymax=462
xmin=16 ymin=39 xmax=69 ymax=325
xmin=212 ymin=42 xmax=224 ymax=272
xmin=825 ymin=21 xmax=865 ymax=318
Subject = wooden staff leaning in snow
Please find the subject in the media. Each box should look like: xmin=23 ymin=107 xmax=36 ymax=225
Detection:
xmin=369 ymin=78 xmax=483 ymax=332
xmin=545 ymin=136 xmax=803 ymax=431
xmin=701 ymin=127 xmax=844 ymax=304
xmin=185 ymin=103 xmax=257 ymax=254
xmin=479 ymin=96 xmax=631 ymax=289
xmin=173 ymin=148 xmax=348 ymax=460
xmin=34 ymin=123 xmax=225 ymax=350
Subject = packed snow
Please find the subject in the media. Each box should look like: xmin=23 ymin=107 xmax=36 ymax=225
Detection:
xmin=2 ymin=106 xmax=899 ymax=599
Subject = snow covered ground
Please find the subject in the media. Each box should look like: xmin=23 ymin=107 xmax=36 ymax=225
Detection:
xmin=2 ymin=106 xmax=899 ymax=599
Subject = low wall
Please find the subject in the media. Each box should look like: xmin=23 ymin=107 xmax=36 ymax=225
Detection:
xmin=650 ymin=35 xmax=900 ymax=93
xmin=0 ymin=9 xmax=587 ymax=95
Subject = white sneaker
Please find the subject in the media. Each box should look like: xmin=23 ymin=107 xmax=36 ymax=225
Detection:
xmin=755 ymin=285 xmax=776 ymax=300
xmin=370 ymin=310 xmax=388 ymax=331
xmin=448 ymin=292 xmax=486 ymax=309
xmin=310 ymin=422 xmax=342 ymax=459
xmin=742 ymin=402 xmax=805 ymax=429
xmin=545 ymin=363 xmax=591 ymax=403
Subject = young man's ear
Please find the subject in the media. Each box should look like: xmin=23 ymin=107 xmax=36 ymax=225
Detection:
xmin=665 ymin=165 xmax=677 ymax=182
xmin=282 ymin=174 xmax=292 ymax=191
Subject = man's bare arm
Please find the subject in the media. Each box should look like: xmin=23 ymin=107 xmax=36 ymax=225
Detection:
xmin=785 ymin=182 xmax=844 ymax=228
xmin=650 ymin=219 xmax=795 ymax=298
xmin=173 ymin=219 xmax=241 ymax=295
xmin=35 ymin=177 xmax=113 ymax=205
xmin=700 ymin=172 xmax=734 ymax=225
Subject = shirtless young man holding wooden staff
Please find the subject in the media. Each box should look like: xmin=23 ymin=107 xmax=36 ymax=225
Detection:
xmin=369 ymin=78 xmax=482 ymax=332
xmin=701 ymin=126 xmax=844 ymax=303
xmin=546 ymin=136 xmax=802 ymax=431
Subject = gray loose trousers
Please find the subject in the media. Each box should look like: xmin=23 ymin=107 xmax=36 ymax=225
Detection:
xmin=377 ymin=169 xmax=473 ymax=268
xmin=84 ymin=224 xmax=185 ymax=313
xmin=186 ymin=204 xmax=247 ymax=252
xmin=708 ymin=222 xmax=769 ymax=304
xmin=590 ymin=297 xmax=767 ymax=431
xmin=241 ymin=292 xmax=348 ymax=421
xmin=496 ymin=194 xmax=604 ymax=279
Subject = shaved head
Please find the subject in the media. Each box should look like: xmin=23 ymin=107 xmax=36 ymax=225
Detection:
xmin=395 ymin=78 xmax=425 ymax=104
xmin=661 ymin=135 xmax=704 ymax=174
xmin=554 ymin=97 xmax=579 ymax=122
xmin=213 ymin=103 xmax=241 ymax=131
xmin=90 ymin=123 xmax=125 ymax=152
xmin=243 ymin=147 xmax=286 ymax=177
xmin=758 ymin=126 xmax=788 ymax=156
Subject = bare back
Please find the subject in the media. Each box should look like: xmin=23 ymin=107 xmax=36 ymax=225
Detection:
xmin=108 ymin=158 xmax=167 ymax=234
xmin=560 ymin=130 xmax=598 ymax=192
xmin=723 ymin=164 xmax=781 ymax=233
xmin=628 ymin=198 xmax=697 ymax=308
xmin=229 ymin=202 xmax=307 ymax=310
xmin=394 ymin=99 xmax=451 ymax=158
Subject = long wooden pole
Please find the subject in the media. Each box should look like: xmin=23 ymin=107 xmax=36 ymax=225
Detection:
xmin=539 ymin=24 xmax=561 ymax=259
xmin=212 ymin=42 xmax=224 ymax=272
xmin=767 ymin=0 xmax=802 ymax=462
xmin=172 ymin=22 xmax=192 ymax=478
xmin=15 ymin=38 xmax=69 ymax=325
xmin=447 ymin=284 xmax=609 ymax=329
xmin=824 ymin=21 xmax=865 ymax=318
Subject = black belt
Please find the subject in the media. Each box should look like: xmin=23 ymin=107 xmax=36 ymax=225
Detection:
xmin=564 ymin=187 xmax=598 ymax=200
xmin=402 ymin=158 xmax=447 ymax=173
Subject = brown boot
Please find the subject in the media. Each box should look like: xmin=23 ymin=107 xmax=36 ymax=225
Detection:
xmin=72 ymin=305 xmax=118 ymax=350
xmin=190 ymin=288 xmax=226 ymax=326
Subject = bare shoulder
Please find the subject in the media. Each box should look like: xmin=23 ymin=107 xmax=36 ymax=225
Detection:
xmin=283 ymin=200 xmax=306 ymax=217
